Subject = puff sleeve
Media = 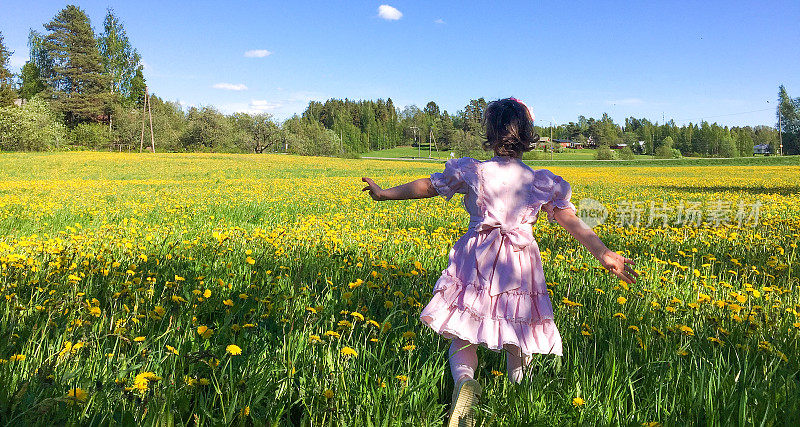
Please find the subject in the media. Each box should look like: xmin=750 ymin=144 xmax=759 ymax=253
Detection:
xmin=540 ymin=172 xmax=577 ymax=223
xmin=430 ymin=158 xmax=470 ymax=201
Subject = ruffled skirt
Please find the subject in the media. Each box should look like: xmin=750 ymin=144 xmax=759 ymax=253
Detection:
xmin=419 ymin=231 xmax=563 ymax=357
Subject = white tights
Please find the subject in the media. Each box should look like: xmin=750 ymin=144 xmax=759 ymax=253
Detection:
xmin=448 ymin=338 xmax=532 ymax=384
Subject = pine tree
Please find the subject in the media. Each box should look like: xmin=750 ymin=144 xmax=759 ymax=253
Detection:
xmin=43 ymin=5 xmax=109 ymax=123
xmin=0 ymin=32 xmax=16 ymax=107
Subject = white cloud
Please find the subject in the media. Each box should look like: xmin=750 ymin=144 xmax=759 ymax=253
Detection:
xmin=434 ymin=18 xmax=445 ymax=24
xmin=605 ymin=98 xmax=644 ymax=106
xmin=215 ymin=91 xmax=326 ymax=120
xmin=213 ymin=83 xmax=248 ymax=91
xmin=377 ymin=5 xmax=402 ymax=20
xmin=249 ymin=100 xmax=281 ymax=112
xmin=244 ymin=49 xmax=272 ymax=58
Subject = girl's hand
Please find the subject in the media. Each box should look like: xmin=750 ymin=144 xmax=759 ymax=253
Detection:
xmin=600 ymin=250 xmax=638 ymax=284
xmin=361 ymin=177 xmax=385 ymax=201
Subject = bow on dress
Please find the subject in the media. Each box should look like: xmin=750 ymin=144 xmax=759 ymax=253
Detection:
xmin=473 ymin=218 xmax=535 ymax=297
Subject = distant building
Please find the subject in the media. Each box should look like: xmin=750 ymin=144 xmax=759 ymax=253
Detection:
xmin=553 ymin=139 xmax=582 ymax=149
xmin=754 ymin=144 xmax=771 ymax=155
xmin=610 ymin=143 xmax=628 ymax=149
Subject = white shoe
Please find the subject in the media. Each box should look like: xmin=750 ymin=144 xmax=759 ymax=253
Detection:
xmin=448 ymin=377 xmax=482 ymax=427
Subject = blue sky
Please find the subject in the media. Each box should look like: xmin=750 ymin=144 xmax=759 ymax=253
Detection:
xmin=2 ymin=1 xmax=799 ymax=127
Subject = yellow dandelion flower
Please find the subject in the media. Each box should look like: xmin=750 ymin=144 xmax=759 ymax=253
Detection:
xmin=197 ymin=325 xmax=214 ymax=339
xmin=340 ymin=346 xmax=358 ymax=357
xmin=66 ymin=387 xmax=88 ymax=403
xmin=572 ymin=397 xmax=585 ymax=407
xmin=617 ymin=297 xmax=627 ymax=305
xmin=226 ymin=344 xmax=242 ymax=355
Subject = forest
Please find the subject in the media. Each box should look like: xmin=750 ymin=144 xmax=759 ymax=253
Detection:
xmin=0 ymin=5 xmax=797 ymax=158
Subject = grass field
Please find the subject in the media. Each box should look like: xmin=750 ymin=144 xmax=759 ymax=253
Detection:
xmin=361 ymin=145 xmax=614 ymax=160
xmin=1 ymin=152 xmax=799 ymax=425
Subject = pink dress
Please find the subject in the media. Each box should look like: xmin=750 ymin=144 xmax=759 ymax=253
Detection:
xmin=419 ymin=156 xmax=576 ymax=357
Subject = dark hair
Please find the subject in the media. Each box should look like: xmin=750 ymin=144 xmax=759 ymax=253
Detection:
xmin=482 ymin=97 xmax=539 ymax=158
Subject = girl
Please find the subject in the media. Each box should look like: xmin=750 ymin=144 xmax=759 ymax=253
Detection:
xmin=361 ymin=97 xmax=637 ymax=426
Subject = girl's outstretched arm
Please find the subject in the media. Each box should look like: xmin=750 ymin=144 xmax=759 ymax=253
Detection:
xmin=552 ymin=207 xmax=639 ymax=284
xmin=361 ymin=177 xmax=438 ymax=201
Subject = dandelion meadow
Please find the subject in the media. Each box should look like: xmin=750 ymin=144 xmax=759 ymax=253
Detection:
xmin=0 ymin=152 xmax=799 ymax=425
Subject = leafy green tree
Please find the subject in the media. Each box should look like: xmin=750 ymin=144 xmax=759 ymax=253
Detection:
xmin=283 ymin=115 xmax=338 ymax=156
xmin=778 ymin=85 xmax=799 ymax=155
xmin=718 ymin=134 xmax=738 ymax=157
xmin=108 ymin=102 xmax=141 ymax=146
xmin=18 ymin=62 xmax=46 ymax=100
xmin=0 ymin=32 xmax=16 ymax=107
xmin=753 ymin=125 xmax=778 ymax=154
xmin=595 ymin=144 xmax=614 ymax=160
xmin=19 ymin=31 xmax=51 ymax=100
xmin=617 ymin=146 xmax=635 ymax=160
xmin=230 ymin=112 xmax=283 ymax=153
xmin=731 ymin=127 xmax=753 ymax=156
xmin=424 ymin=101 xmax=440 ymax=118
xmin=182 ymin=106 xmax=234 ymax=151
xmin=147 ymin=95 xmax=185 ymax=151
xmin=461 ymin=98 xmax=487 ymax=134
xmin=28 ymin=30 xmax=53 ymax=83
xmin=70 ymin=122 xmax=112 ymax=149
xmin=438 ymin=111 xmax=455 ymax=150
xmin=655 ymin=136 xmax=682 ymax=158
xmin=129 ymin=65 xmax=146 ymax=107
xmin=452 ymin=129 xmax=483 ymax=157
xmin=0 ymin=96 xmax=66 ymax=150
xmin=43 ymin=5 xmax=109 ymax=124
xmin=99 ymin=8 xmax=141 ymax=103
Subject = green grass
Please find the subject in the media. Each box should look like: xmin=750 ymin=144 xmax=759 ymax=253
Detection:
xmin=0 ymin=152 xmax=798 ymax=425
xmin=362 ymin=145 xmax=800 ymax=167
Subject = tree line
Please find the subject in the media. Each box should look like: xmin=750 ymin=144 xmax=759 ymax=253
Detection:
xmin=0 ymin=4 xmax=796 ymax=157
